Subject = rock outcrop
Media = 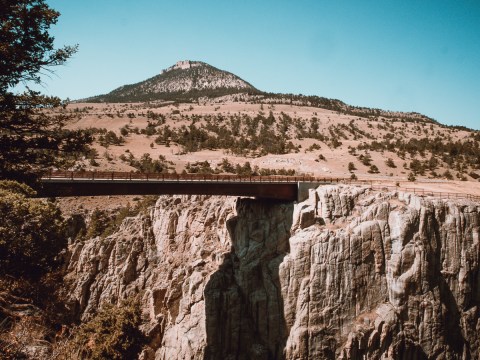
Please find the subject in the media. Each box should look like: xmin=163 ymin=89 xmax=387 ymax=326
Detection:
xmin=65 ymin=186 xmax=480 ymax=359
xmin=88 ymin=60 xmax=259 ymax=102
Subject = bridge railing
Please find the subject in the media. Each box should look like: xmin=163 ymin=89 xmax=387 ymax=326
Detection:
xmin=368 ymin=184 xmax=480 ymax=202
xmin=43 ymin=170 xmax=337 ymax=183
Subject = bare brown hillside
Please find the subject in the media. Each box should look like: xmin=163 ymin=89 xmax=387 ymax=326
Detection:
xmin=50 ymin=96 xmax=480 ymax=196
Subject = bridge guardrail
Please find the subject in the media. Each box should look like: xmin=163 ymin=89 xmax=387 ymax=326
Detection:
xmin=43 ymin=170 xmax=337 ymax=183
xmin=42 ymin=171 xmax=480 ymax=202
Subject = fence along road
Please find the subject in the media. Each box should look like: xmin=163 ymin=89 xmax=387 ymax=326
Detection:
xmin=38 ymin=171 xmax=480 ymax=202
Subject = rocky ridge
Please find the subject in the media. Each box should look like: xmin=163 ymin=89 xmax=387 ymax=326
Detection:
xmin=65 ymin=186 xmax=480 ymax=359
xmin=88 ymin=60 xmax=259 ymax=102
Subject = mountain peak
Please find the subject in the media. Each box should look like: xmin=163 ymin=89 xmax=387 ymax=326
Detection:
xmin=163 ymin=60 xmax=204 ymax=73
xmin=88 ymin=60 xmax=260 ymax=102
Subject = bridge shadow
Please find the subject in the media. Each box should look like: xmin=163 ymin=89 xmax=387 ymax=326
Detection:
xmin=204 ymin=198 xmax=293 ymax=360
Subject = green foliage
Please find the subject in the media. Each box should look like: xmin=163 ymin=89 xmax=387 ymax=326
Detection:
xmin=0 ymin=0 xmax=92 ymax=181
xmin=220 ymin=158 xmax=235 ymax=173
xmin=84 ymin=209 xmax=110 ymax=239
xmin=0 ymin=181 xmax=66 ymax=278
xmin=385 ymin=158 xmax=396 ymax=168
xmin=407 ymin=172 xmax=416 ymax=182
xmin=70 ymin=297 xmax=145 ymax=360
xmin=186 ymin=161 xmax=215 ymax=174
xmin=358 ymin=136 xmax=480 ymax=171
xmin=0 ymin=180 xmax=36 ymax=197
xmin=409 ymin=159 xmax=424 ymax=175
xmin=470 ymin=172 xmax=480 ymax=180
xmin=235 ymin=162 xmax=254 ymax=176
xmin=368 ymin=164 xmax=380 ymax=174
xmin=443 ymin=170 xmax=454 ymax=180
xmin=135 ymin=153 xmax=169 ymax=173
xmin=359 ymin=153 xmax=372 ymax=166
xmin=99 ymin=131 xmax=124 ymax=147
xmin=348 ymin=162 xmax=356 ymax=172
xmin=0 ymin=0 xmax=77 ymax=91
xmin=119 ymin=152 xmax=173 ymax=173
xmin=83 ymin=196 xmax=157 ymax=240
xmin=306 ymin=143 xmax=321 ymax=152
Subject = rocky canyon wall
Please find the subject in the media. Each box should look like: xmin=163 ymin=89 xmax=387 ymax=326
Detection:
xmin=65 ymin=186 xmax=480 ymax=359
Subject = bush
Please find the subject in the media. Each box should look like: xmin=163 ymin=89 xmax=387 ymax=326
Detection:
xmin=0 ymin=180 xmax=36 ymax=197
xmin=469 ymin=172 xmax=480 ymax=180
xmin=368 ymin=164 xmax=380 ymax=174
xmin=443 ymin=170 xmax=454 ymax=180
xmin=385 ymin=158 xmax=396 ymax=168
xmin=185 ymin=161 xmax=215 ymax=174
xmin=0 ymin=181 xmax=66 ymax=279
xmin=99 ymin=131 xmax=124 ymax=147
xmin=359 ymin=154 xmax=372 ymax=166
xmin=348 ymin=162 xmax=356 ymax=172
xmin=69 ymin=297 xmax=145 ymax=360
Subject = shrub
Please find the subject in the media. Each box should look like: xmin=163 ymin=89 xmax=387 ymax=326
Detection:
xmin=219 ymin=158 xmax=235 ymax=173
xmin=185 ymin=161 xmax=215 ymax=174
xmin=69 ymin=297 xmax=145 ymax=360
xmin=0 ymin=180 xmax=36 ymax=197
xmin=306 ymin=143 xmax=321 ymax=152
xmin=359 ymin=153 xmax=372 ymax=166
xmin=368 ymin=164 xmax=380 ymax=174
xmin=0 ymin=181 xmax=66 ymax=279
xmin=348 ymin=162 xmax=356 ymax=172
xmin=408 ymin=172 xmax=416 ymax=182
xmin=443 ymin=170 xmax=454 ymax=180
xmin=469 ymin=172 xmax=480 ymax=180
xmin=99 ymin=131 xmax=124 ymax=147
xmin=385 ymin=158 xmax=396 ymax=168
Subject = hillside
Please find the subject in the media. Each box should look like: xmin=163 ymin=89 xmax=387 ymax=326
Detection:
xmin=48 ymin=60 xmax=480 ymax=195
xmin=86 ymin=60 xmax=260 ymax=102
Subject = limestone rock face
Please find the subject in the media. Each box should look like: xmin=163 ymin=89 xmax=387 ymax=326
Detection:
xmin=65 ymin=186 xmax=480 ymax=359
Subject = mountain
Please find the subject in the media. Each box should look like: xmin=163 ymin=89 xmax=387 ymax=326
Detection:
xmin=85 ymin=60 xmax=437 ymax=125
xmin=87 ymin=60 xmax=260 ymax=102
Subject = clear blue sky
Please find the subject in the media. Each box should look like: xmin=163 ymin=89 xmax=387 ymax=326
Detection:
xmin=37 ymin=0 xmax=480 ymax=129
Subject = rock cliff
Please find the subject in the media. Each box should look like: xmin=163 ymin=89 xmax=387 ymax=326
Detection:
xmin=65 ymin=186 xmax=480 ymax=359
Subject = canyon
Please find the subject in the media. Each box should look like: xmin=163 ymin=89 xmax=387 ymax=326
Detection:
xmin=64 ymin=185 xmax=480 ymax=359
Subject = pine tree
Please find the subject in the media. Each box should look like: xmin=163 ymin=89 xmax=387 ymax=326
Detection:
xmin=0 ymin=0 xmax=92 ymax=181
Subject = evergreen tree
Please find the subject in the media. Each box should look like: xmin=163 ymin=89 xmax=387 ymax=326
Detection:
xmin=0 ymin=0 xmax=92 ymax=181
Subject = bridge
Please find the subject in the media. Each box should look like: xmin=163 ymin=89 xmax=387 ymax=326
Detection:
xmin=38 ymin=171 xmax=329 ymax=201
xmin=38 ymin=171 xmax=480 ymax=202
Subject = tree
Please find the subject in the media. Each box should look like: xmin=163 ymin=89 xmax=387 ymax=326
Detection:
xmin=0 ymin=0 xmax=91 ymax=181
xmin=368 ymin=164 xmax=380 ymax=174
xmin=69 ymin=297 xmax=145 ymax=359
xmin=0 ymin=180 xmax=66 ymax=278
xmin=385 ymin=158 xmax=396 ymax=168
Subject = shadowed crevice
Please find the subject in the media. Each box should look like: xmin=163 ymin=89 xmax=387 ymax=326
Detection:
xmin=204 ymin=199 xmax=293 ymax=360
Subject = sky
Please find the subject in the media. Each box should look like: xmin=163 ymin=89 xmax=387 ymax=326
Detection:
xmin=30 ymin=0 xmax=480 ymax=129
